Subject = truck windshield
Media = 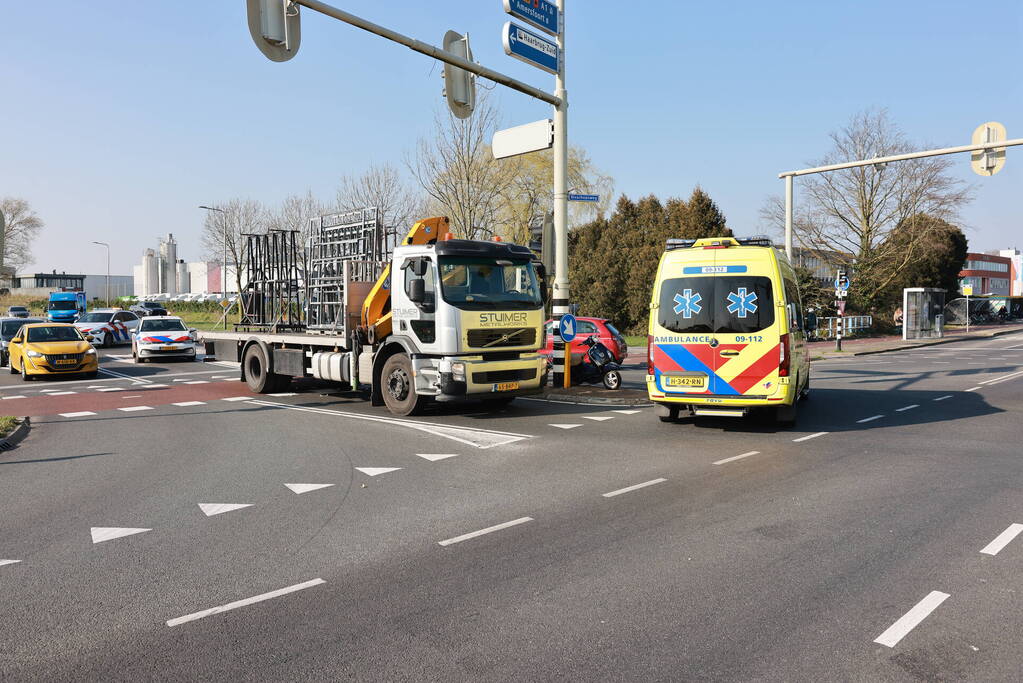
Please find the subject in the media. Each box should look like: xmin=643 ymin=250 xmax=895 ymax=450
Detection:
xmin=438 ymin=257 xmax=543 ymax=310
xmin=48 ymin=301 xmax=77 ymax=310
xmin=658 ymin=276 xmax=775 ymax=334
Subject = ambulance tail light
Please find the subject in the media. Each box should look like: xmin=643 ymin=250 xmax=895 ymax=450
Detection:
xmin=647 ymin=335 xmax=654 ymax=374
xmin=778 ymin=334 xmax=791 ymax=377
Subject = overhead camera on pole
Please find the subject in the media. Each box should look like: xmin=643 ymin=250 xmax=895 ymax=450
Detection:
xmin=442 ymin=31 xmax=476 ymax=119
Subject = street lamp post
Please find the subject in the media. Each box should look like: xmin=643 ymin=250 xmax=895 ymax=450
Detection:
xmin=91 ymin=241 xmax=110 ymax=305
xmin=198 ymin=205 xmax=228 ymax=298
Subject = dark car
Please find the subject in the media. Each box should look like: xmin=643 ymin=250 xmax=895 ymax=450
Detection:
xmin=0 ymin=316 xmax=45 ymax=365
xmin=130 ymin=301 xmax=169 ymax=317
xmin=7 ymin=306 xmax=29 ymax=318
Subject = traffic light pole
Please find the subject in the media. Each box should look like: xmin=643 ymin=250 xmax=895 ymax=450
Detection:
xmin=779 ymin=137 xmax=1023 ymax=260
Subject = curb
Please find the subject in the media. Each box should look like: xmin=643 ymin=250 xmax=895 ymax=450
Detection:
xmin=0 ymin=417 xmax=30 ymax=451
xmin=536 ymin=390 xmax=652 ymax=407
xmin=811 ymin=327 xmax=1021 ymax=361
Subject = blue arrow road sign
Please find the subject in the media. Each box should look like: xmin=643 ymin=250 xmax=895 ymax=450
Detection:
xmin=558 ymin=314 xmax=577 ymax=343
xmin=503 ymin=0 xmax=559 ymax=36
xmin=503 ymin=22 xmax=559 ymax=75
xmin=568 ymin=193 xmax=599 ymax=202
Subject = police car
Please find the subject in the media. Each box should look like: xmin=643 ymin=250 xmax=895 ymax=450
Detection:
xmin=132 ymin=316 xmax=198 ymax=363
xmin=74 ymin=309 xmax=140 ymax=348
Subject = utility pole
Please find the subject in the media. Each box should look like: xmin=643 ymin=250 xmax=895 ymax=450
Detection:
xmin=92 ymin=241 xmax=110 ymax=305
xmin=551 ymin=0 xmax=570 ymax=389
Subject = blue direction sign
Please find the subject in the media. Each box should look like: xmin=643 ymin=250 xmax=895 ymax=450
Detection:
xmin=568 ymin=193 xmax=599 ymax=202
xmin=503 ymin=22 xmax=559 ymax=75
xmin=558 ymin=314 xmax=577 ymax=343
xmin=503 ymin=0 xmax=559 ymax=36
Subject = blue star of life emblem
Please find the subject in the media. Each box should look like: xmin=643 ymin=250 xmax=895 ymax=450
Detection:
xmin=672 ymin=289 xmax=703 ymax=318
xmin=726 ymin=287 xmax=758 ymax=318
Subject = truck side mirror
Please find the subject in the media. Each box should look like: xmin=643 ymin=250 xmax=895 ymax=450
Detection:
xmin=408 ymin=278 xmax=426 ymax=304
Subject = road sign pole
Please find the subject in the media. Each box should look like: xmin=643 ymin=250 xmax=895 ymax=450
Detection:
xmin=784 ymin=174 xmax=793 ymax=260
xmin=552 ymin=0 xmax=570 ymax=390
xmin=835 ymin=309 xmax=843 ymax=352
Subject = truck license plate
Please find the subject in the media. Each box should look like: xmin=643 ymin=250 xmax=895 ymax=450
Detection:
xmin=666 ymin=375 xmax=705 ymax=389
xmin=493 ymin=381 xmax=519 ymax=392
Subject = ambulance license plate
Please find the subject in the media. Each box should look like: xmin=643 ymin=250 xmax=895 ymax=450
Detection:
xmin=493 ymin=381 xmax=519 ymax=392
xmin=666 ymin=375 xmax=705 ymax=389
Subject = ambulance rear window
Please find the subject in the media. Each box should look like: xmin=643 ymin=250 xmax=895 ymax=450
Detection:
xmin=658 ymin=276 xmax=775 ymax=334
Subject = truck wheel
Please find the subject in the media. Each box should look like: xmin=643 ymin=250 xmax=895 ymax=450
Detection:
xmin=243 ymin=344 xmax=287 ymax=393
xmin=381 ymin=353 xmax=427 ymax=416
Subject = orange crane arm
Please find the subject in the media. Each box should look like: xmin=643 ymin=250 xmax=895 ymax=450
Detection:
xmin=361 ymin=216 xmax=450 ymax=341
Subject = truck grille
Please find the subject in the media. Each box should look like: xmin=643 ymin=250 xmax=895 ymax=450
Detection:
xmin=45 ymin=353 xmax=83 ymax=367
xmin=467 ymin=328 xmax=536 ymax=348
xmin=471 ymin=368 xmax=538 ymax=384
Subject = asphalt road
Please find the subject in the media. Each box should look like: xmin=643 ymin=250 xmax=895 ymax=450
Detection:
xmin=1 ymin=333 xmax=1022 ymax=680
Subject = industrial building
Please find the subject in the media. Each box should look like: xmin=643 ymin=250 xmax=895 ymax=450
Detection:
xmin=132 ymin=234 xmax=238 ymax=297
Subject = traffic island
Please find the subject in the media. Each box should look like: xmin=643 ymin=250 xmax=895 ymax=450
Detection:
xmin=538 ymin=386 xmax=651 ymax=406
xmin=0 ymin=417 xmax=30 ymax=452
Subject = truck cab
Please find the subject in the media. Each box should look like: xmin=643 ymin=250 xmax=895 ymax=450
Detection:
xmin=47 ymin=292 xmax=87 ymax=323
xmin=382 ymin=238 xmax=546 ymax=412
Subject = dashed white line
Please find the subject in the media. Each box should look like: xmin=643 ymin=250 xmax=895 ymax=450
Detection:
xmin=221 ymin=396 xmax=252 ymax=402
xmin=172 ymin=401 xmax=206 ymax=407
xmin=438 ymin=517 xmax=533 ymax=546
xmin=46 ymin=391 xmax=76 ymax=396
xmin=979 ymin=523 xmax=1023 ymax=556
xmin=0 ymin=559 xmax=21 ymax=567
xmin=874 ymin=591 xmax=950 ymax=648
xmin=933 ymin=395 xmax=953 ymax=401
xmin=268 ymin=392 xmax=297 ymax=397
xmin=713 ymin=451 xmax=761 ymax=465
xmin=964 ymin=386 xmax=982 ymax=392
xmin=166 ymin=578 xmax=326 ymax=628
xmin=60 ymin=411 xmax=96 ymax=418
xmin=980 ymin=370 xmax=1023 ymax=386
xmin=857 ymin=415 xmax=884 ymax=424
xmin=118 ymin=406 xmax=153 ymax=412
xmin=183 ymin=380 xmax=209 ymax=385
xmin=895 ymin=404 xmax=919 ymax=412
xmin=603 ymin=478 xmax=667 ymax=497
xmin=97 ymin=387 xmax=125 ymax=392
xmin=2 ymin=395 xmax=25 ymax=400
xmin=792 ymin=432 xmax=828 ymax=443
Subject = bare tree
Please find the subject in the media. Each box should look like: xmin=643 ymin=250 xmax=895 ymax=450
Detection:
xmin=407 ymin=93 xmax=517 ymax=240
xmin=200 ymin=198 xmax=266 ymax=296
xmin=336 ymin=163 xmax=425 ymax=249
xmin=0 ymin=197 xmax=44 ymax=271
xmin=761 ymin=109 xmax=973 ymax=310
xmin=265 ymin=190 xmax=327 ymax=245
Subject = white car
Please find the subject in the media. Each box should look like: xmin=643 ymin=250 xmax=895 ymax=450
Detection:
xmin=75 ymin=309 xmax=140 ymax=348
xmin=132 ymin=316 xmax=197 ymax=362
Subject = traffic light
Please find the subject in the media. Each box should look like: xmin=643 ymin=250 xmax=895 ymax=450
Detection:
xmin=528 ymin=211 xmax=555 ymax=277
xmin=442 ymin=31 xmax=476 ymax=119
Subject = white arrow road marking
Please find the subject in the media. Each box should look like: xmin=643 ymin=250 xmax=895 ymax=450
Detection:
xmin=980 ymin=523 xmax=1023 ymax=556
xmin=91 ymin=527 xmax=152 ymax=544
xmin=549 ymin=423 xmax=582 ymax=429
xmin=613 ymin=410 xmax=641 ymax=415
xmin=583 ymin=416 xmax=614 ymax=421
xmin=166 ymin=578 xmax=325 ymax=628
xmin=416 ymin=453 xmax=459 ymax=461
xmin=284 ymin=483 xmax=335 ymax=495
xmin=247 ymin=400 xmax=531 ymax=449
xmin=355 ymin=467 xmax=401 ymax=477
xmin=198 ymin=503 xmax=253 ymax=517
xmin=874 ymin=591 xmax=950 ymax=648
xmin=0 ymin=559 xmax=21 ymax=567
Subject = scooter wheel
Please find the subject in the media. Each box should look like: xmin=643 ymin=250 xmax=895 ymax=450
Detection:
xmin=602 ymin=369 xmax=622 ymax=390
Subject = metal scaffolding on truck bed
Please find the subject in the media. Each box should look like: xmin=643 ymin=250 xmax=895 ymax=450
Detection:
xmin=238 ymin=230 xmax=304 ymax=332
xmin=305 ymin=207 xmax=387 ymax=332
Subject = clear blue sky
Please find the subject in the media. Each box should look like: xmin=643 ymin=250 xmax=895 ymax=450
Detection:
xmin=3 ymin=1 xmax=1020 ymax=277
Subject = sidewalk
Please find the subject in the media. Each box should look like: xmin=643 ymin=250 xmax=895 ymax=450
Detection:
xmin=807 ymin=322 xmax=1023 ymax=360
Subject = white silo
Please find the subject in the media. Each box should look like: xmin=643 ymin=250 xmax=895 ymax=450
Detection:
xmin=159 ymin=234 xmax=178 ymax=296
xmin=176 ymin=260 xmax=189 ymax=294
xmin=143 ymin=249 xmax=158 ymax=296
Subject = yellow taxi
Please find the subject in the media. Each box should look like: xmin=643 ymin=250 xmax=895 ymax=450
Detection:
xmin=647 ymin=236 xmax=810 ymax=426
xmin=8 ymin=323 xmax=99 ymax=380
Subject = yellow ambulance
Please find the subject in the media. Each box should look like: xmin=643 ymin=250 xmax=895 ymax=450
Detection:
xmin=646 ymin=236 xmax=810 ymax=425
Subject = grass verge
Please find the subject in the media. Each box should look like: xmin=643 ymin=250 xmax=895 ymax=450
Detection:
xmin=0 ymin=416 xmax=19 ymax=438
